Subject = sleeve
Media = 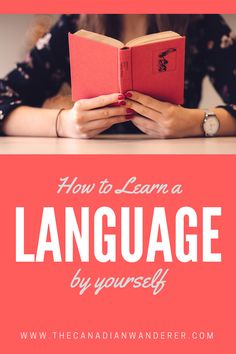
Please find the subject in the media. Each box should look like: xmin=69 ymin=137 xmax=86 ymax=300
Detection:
xmin=0 ymin=15 xmax=76 ymax=132
xmin=204 ymin=15 xmax=236 ymax=118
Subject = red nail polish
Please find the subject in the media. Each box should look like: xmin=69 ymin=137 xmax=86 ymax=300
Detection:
xmin=119 ymin=100 xmax=126 ymax=106
xmin=125 ymin=92 xmax=133 ymax=98
xmin=125 ymin=115 xmax=134 ymax=120
xmin=118 ymin=94 xmax=125 ymax=100
xmin=126 ymin=108 xmax=135 ymax=114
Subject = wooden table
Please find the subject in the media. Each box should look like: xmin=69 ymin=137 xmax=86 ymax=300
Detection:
xmin=0 ymin=135 xmax=236 ymax=154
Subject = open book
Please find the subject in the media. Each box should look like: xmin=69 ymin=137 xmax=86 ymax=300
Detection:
xmin=69 ymin=29 xmax=185 ymax=104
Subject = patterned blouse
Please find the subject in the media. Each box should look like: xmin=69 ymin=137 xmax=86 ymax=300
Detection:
xmin=0 ymin=14 xmax=236 ymax=134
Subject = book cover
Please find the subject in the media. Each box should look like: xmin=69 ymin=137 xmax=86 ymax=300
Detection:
xmin=69 ymin=31 xmax=185 ymax=104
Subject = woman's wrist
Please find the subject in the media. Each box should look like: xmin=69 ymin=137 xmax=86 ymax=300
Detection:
xmin=55 ymin=108 xmax=71 ymax=137
xmin=185 ymin=107 xmax=236 ymax=137
xmin=185 ymin=108 xmax=205 ymax=137
xmin=55 ymin=108 xmax=66 ymax=137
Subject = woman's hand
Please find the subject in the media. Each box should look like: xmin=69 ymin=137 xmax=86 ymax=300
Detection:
xmin=126 ymin=91 xmax=205 ymax=138
xmin=57 ymin=93 xmax=128 ymax=138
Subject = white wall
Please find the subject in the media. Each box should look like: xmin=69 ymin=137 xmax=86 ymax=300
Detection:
xmin=0 ymin=15 xmax=36 ymax=75
xmin=0 ymin=15 xmax=58 ymax=76
xmin=0 ymin=14 xmax=235 ymax=108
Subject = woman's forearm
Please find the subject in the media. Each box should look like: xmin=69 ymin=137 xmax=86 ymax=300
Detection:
xmin=2 ymin=103 xmax=236 ymax=138
xmin=2 ymin=106 xmax=59 ymax=137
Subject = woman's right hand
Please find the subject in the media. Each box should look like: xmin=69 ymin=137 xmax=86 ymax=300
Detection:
xmin=57 ymin=93 xmax=129 ymax=138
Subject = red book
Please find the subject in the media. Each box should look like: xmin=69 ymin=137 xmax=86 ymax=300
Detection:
xmin=69 ymin=30 xmax=185 ymax=104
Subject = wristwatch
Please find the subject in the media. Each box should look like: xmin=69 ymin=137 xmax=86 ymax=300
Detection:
xmin=202 ymin=110 xmax=220 ymax=137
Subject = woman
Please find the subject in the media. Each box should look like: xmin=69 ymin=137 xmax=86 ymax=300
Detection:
xmin=1 ymin=14 xmax=236 ymax=138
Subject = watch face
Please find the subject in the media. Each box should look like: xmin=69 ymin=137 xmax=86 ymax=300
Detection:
xmin=204 ymin=116 xmax=220 ymax=136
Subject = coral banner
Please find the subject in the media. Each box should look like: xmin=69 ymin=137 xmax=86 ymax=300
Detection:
xmin=0 ymin=0 xmax=236 ymax=13
xmin=0 ymin=155 xmax=235 ymax=353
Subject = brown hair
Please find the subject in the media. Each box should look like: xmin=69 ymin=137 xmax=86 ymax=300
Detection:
xmin=25 ymin=14 xmax=196 ymax=53
xmin=78 ymin=14 xmax=193 ymax=38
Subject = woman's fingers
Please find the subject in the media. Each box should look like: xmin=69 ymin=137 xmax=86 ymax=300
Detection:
xmin=76 ymin=115 xmax=128 ymax=136
xmin=132 ymin=116 xmax=166 ymax=138
xmin=126 ymin=91 xmax=170 ymax=112
xmin=131 ymin=115 xmax=159 ymax=130
xmin=74 ymin=93 xmax=124 ymax=111
xmin=75 ymin=105 xmax=128 ymax=123
xmin=126 ymin=100 xmax=162 ymax=122
xmin=78 ymin=128 xmax=106 ymax=139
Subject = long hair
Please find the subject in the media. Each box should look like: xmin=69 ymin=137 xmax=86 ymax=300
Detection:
xmin=77 ymin=14 xmax=193 ymax=38
xmin=26 ymin=14 xmax=196 ymax=53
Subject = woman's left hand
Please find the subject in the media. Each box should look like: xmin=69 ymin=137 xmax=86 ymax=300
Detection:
xmin=126 ymin=91 xmax=204 ymax=138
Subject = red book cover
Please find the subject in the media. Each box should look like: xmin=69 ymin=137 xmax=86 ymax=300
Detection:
xmin=69 ymin=31 xmax=185 ymax=104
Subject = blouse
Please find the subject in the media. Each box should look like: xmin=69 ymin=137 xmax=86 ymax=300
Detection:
xmin=0 ymin=14 xmax=236 ymax=134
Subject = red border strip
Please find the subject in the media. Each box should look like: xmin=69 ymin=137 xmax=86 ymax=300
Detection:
xmin=0 ymin=0 xmax=236 ymax=14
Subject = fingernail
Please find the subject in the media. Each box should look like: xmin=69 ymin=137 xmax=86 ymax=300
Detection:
xmin=118 ymin=94 xmax=125 ymax=100
xmin=125 ymin=115 xmax=134 ymax=120
xmin=119 ymin=100 xmax=126 ymax=106
xmin=126 ymin=108 xmax=135 ymax=114
xmin=125 ymin=92 xmax=133 ymax=98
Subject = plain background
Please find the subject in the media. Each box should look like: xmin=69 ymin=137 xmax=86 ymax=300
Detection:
xmin=0 ymin=14 xmax=235 ymax=108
